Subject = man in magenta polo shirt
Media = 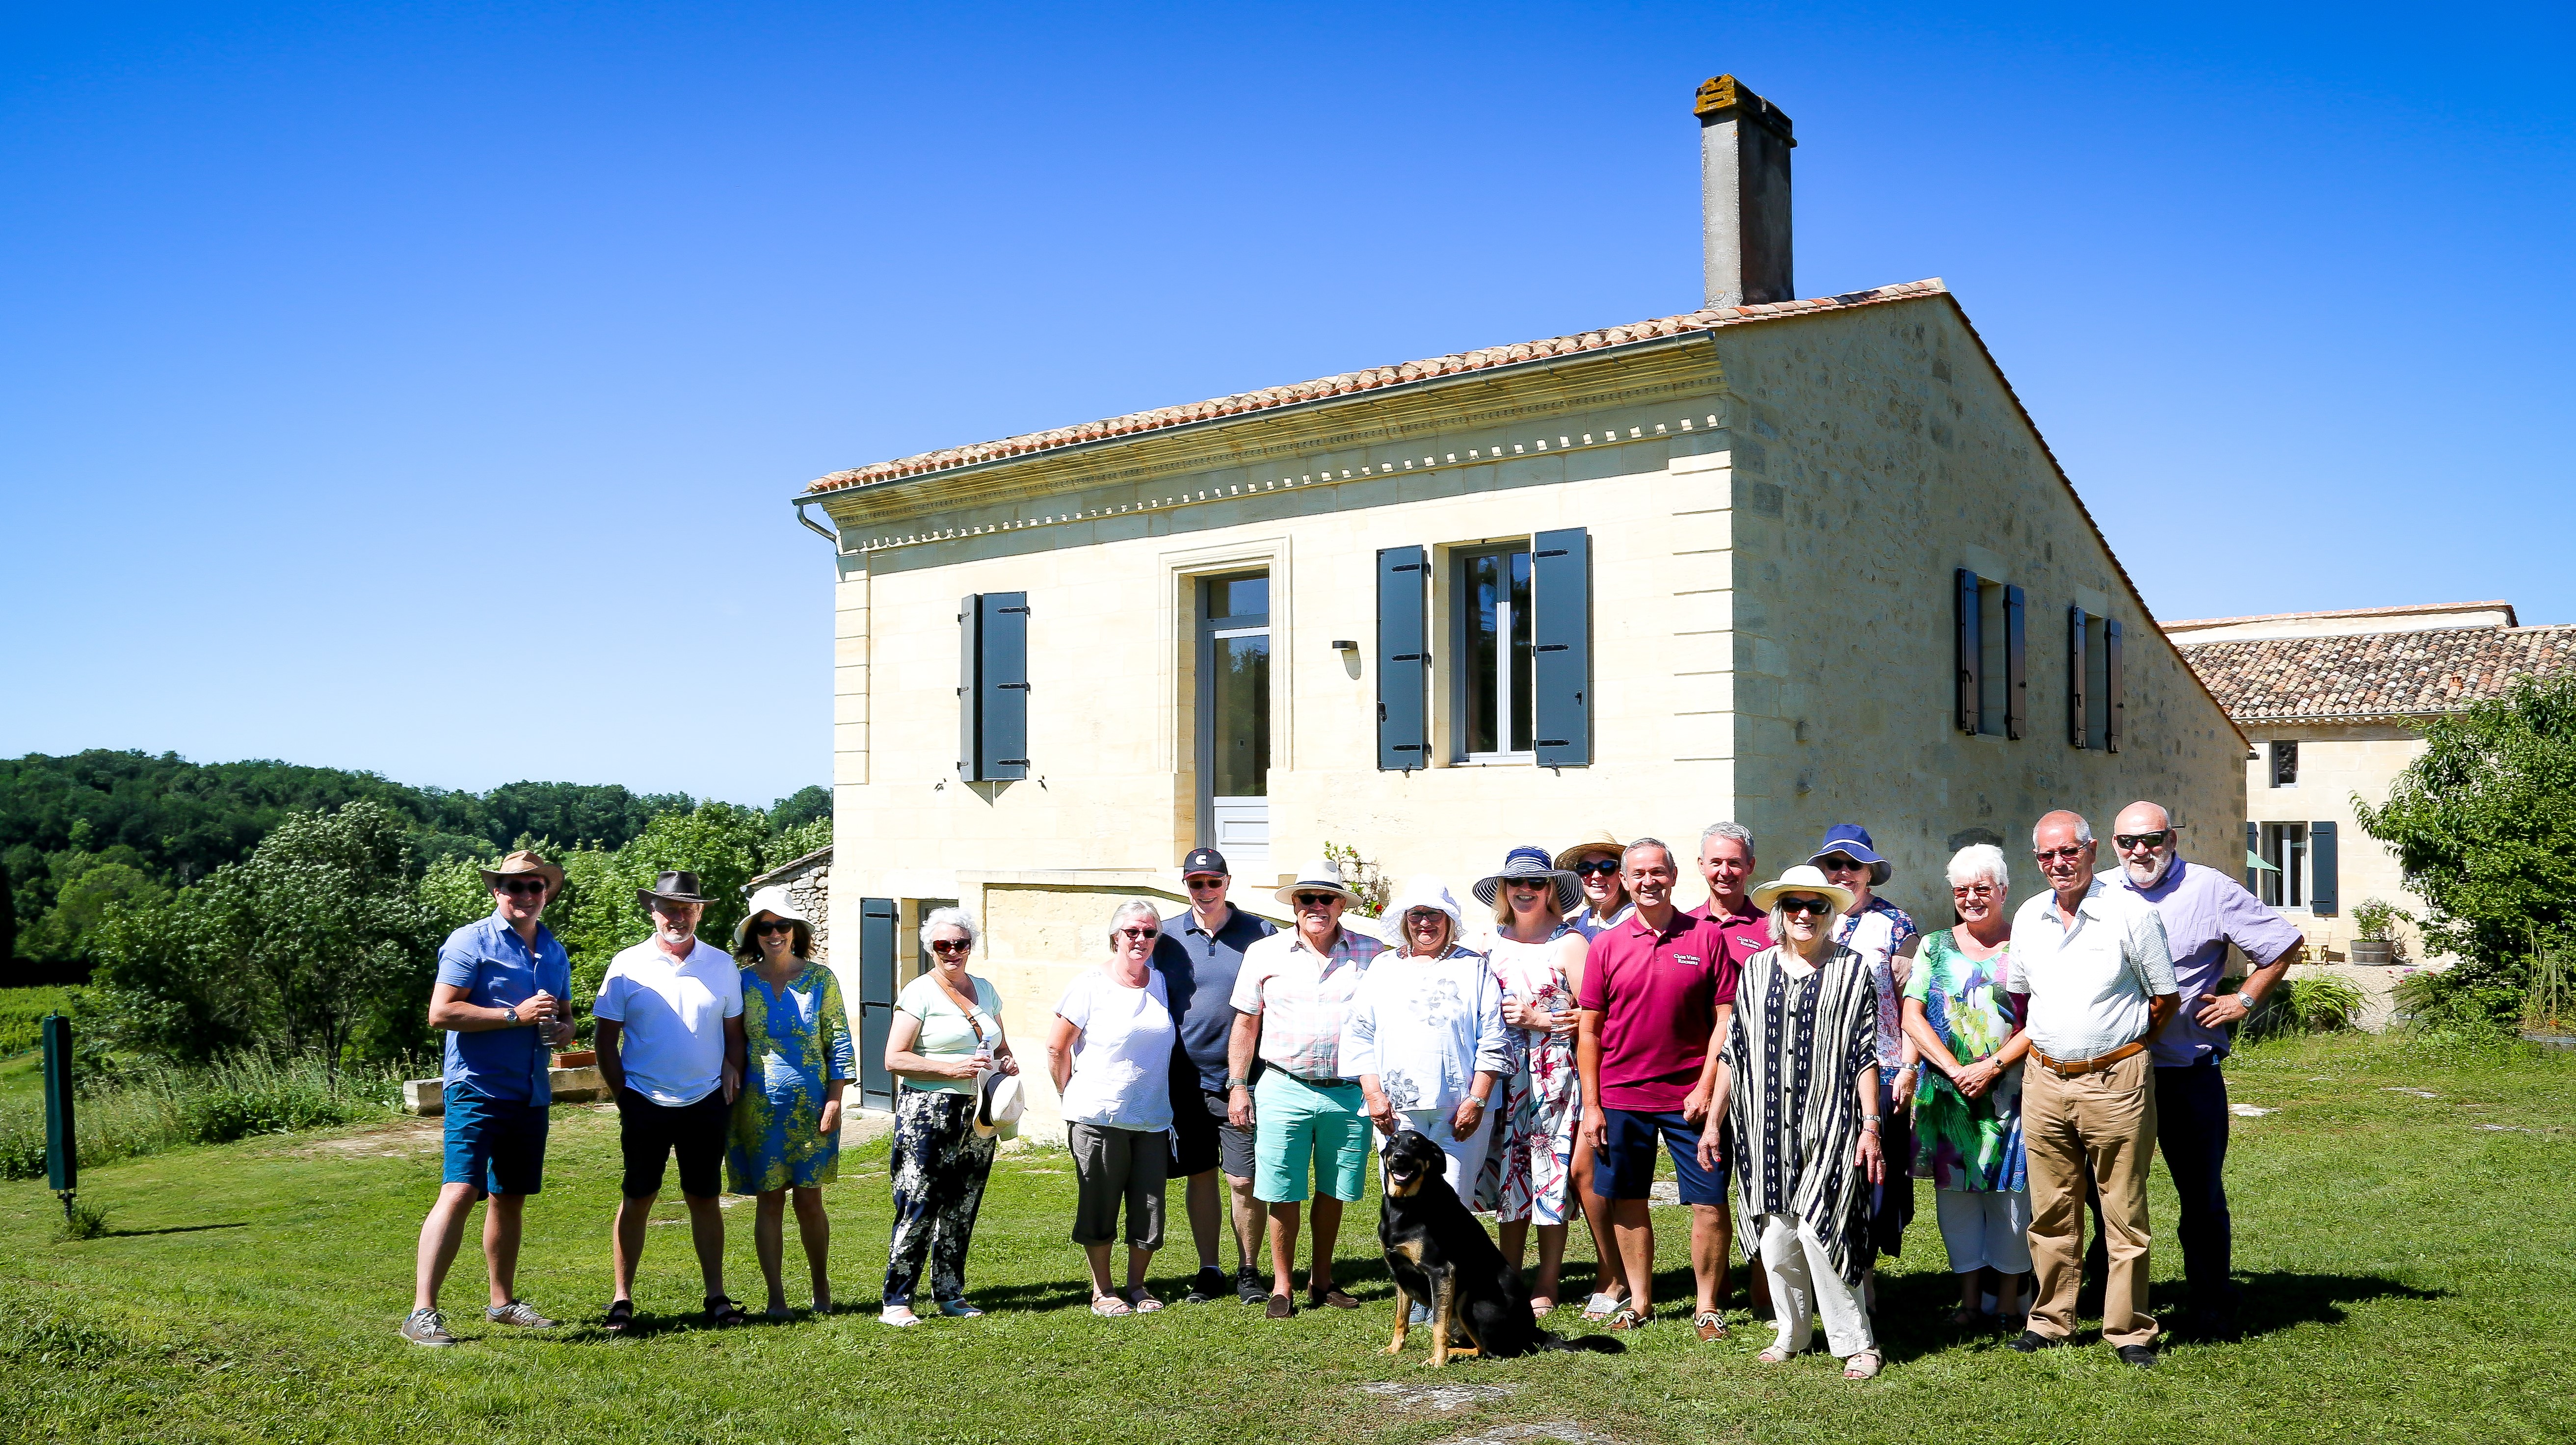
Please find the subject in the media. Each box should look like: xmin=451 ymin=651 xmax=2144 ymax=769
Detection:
xmin=1691 ymin=820 xmax=1773 ymax=967
xmin=1577 ymin=837 xmax=1740 ymax=1340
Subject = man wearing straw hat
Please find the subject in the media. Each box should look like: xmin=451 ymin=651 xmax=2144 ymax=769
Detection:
xmin=401 ymin=850 xmax=575 ymax=1346
xmin=596 ymin=869 xmax=749 ymax=1331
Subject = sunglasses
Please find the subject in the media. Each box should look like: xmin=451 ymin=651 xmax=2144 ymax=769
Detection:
xmin=1506 ymin=879 xmax=1550 ymax=892
xmin=1405 ymin=910 xmax=1449 ymax=926
xmin=1116 ymin=926 xmax=1160 ymax=942
xmin=2112 ymin=830 xmax=2173 ymax=850
xmin=752 ymin=920 xmax=797 ymax=937
xmin=1950 ymin=884 xmax=1998 ymax=899
xmin=928 ymin=939 xmax=972 ymax=955
xmin=497 ymin=879 xmax=549 ymax=897
xmin=1571 ymin=860 xmax=1621 ymax=877
xmin=1293 ymin=893 xmax=1342 ymax=907
xmin=2034 ymin=845 xmax=2090 ymax=863
xmin=1778 ymin=896 xmax=1835 ymax=917
xmin=1817 ymin=856 xmax=1868 ymax=872
xmin=1184 ymin=876 xmax=1228 ymax=890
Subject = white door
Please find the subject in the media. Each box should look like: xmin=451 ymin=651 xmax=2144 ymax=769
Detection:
xmin=1199 ymin=573 xmax=1271 ymax=881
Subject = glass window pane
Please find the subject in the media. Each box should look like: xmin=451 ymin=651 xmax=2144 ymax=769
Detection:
xmin=1212 ymin=634 xmax=1269 ymax=797
xmin=1509 ymin=549 xmax=1533 ymax=752
xmin=1211 ymin=576 xmax=1268 ymax=620
xmin=1466 ymin=554 xmax=1501 ymax=755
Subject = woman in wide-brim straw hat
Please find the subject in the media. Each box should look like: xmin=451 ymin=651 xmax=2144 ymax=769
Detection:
xmin=1473 ymin=846 xmax=1590 ymax=1315
xmin=1700 ymin=864 xmax=1887 ymax=1380
xmin=1555 ymin=830 xmax=1633 ymax=942
xmin=726 ymin=885 xmax=853 ymax=1319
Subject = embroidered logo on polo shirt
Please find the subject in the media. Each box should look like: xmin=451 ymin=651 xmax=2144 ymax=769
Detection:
xmin=1675 ymin=955 xmax=1703 ymax=966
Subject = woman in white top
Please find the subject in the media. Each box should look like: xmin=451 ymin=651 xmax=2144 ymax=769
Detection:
xmin=1472 ymin=846 xmax=1591 ymax=1316
xmin=879 ymin=906 xmax=1020 ymax=1328
xmin=1346 ymin=877 xmax=1511 ymax=1196
xmin=1046 ymin=898 xmax=1180 ymax=1318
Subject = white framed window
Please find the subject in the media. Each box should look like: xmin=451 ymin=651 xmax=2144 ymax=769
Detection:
xmin=1452 ymin=543 xmax=1534 ymax=762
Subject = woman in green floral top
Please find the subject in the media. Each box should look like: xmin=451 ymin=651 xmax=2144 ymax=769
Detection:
xmin=1901 ymin=845 xmax=2034 ymax=1329
xmin=728 ymin=887 xmax=854 ymax=1319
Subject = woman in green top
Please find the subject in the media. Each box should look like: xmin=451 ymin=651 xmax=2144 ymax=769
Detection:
xmin=726 ymin=887 xmax=853 ymax=1319
xmin=1901 ymin=844 xmax=2034 ymax=1329
xmin=878 ymin=906 xmax=1021 ymax=1327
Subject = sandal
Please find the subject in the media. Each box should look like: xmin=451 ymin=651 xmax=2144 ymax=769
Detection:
xmin=1948 ymin=1306 xmax=1984 ymax=1328
xmin=1758 ymin=1338 xmax=1800 ymax=1363
xmin=602 ymin=1298 xmax=635 ymax=1334
xmin=1580 ymin=1291 xmax=1627 ymax=1323
xmin=1089 ymin=1294 xmax=1133 ymax=1318
xmin=1844 ymin=1350 xmax=1883 ymax=1380
xmin=703 ymin=1296 xmax=748 ymax=1328
xmin=1123 ymin=1287 xmax=1164 ymax=1314
xmin=1530 ymin=1296 xmax=1557 ymax=1319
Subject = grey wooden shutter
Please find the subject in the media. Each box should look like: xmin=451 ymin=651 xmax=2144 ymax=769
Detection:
xmin=1377 ymin=546 xmax=1429 ymax=770
xmin=957 ymin=596 xmax=982 ymax=781
xmin=857 ymin=897 xmax=898 ymax=1109
xmin=1954 ymin=568 xmax=1981 ymax=735
xmin=2104 ymin=617 xmax=2125 ymax=753
xmin=2245 ymin=821 xmax=2260 ymax=892
xmin=2310 ymin=821 xmax=2339 ymax=917
xmin=2068 ymin=605 xmax=2089 ymax=748
xmin=1532 ymin=527 xmax=1592 ymax=767
xmin=978 ymin=592 xmax=1031 ymax=780
xmin=2004 ymin=584 xmax=2028 ymax=740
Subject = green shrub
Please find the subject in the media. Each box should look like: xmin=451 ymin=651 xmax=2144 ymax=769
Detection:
xmin=2395 ymin=955 xmax=2532 ymax=1031
xmin=0 ymin=1052 xmax=402 ymax=1180
xmin=2248 ymin=972 xmax=2370 ymax=1041
xmin=0 ymin=985 xmax=76 ymax=1055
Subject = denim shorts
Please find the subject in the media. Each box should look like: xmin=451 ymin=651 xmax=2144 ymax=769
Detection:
xmin=443 ymin=1084 xmax=550 ymax=1196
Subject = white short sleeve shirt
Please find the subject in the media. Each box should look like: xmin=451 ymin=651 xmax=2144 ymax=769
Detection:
xmin=594 ymin=938 xmax=746 ymax=1106
xmin=1054 ymin=968 xmax=1178 ymax=1131
xmin=2008 ymin=878 xmax=2178 ymax=1062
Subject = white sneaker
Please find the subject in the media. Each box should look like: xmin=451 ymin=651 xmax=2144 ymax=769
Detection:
xmin=878 ymin=1305 xmax=921 ymax=1328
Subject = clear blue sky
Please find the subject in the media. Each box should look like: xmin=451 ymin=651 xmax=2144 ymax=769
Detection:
xmin=4 ymin=2 xmax=2569 ymax=805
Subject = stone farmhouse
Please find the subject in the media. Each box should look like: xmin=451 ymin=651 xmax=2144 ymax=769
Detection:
xmin=790 ymin=76 xmax=2247 ymax=1119
xmin=2172 ymin=600 xmax=2576 ymax=967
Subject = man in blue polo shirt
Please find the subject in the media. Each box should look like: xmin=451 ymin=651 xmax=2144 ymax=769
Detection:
xmin=402 ymin=850 xmax=577 ymax=1346
xmin=1155 ymin=847 xmax=1278 ymax=1305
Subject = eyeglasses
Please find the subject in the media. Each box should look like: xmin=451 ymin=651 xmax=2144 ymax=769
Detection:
xmin=752 ymin=920 xmax=796 ymax=937
xmin=1116 ymin=926 xmax=1160 ymax=942
xmin=497 ymin=879 xmax=549 ymax=897
xmin=2034 ymin=845 xmax=2090 ymax=863
xmin=1778 ymin=896 xmax=1835 ymax=917
xmin=928 ymin=939 xmax=972 ymax=955
xmin=1293 ymin=893 xmax=1342 ymax=907
xmin=1950 ymin=884 xmax=1998 ymax=899
xmin=1184 ymin=876 xmax=1227 ymax=891
xmin=2112 ymin=830 xmax=2173 ymax=851
xmin=1571 ymin=860 xmax=1621 ymax=877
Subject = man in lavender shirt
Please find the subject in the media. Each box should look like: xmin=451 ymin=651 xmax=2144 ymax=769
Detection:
xmin=2106 ymin=800 xmax=2305 ymax=1341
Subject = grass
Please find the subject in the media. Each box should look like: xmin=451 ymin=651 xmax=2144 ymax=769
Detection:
xmin=0 ymin=1053 xmax=406 ymax=1181
xmin=1 ymin=1031 xmax=2572 ymax=1444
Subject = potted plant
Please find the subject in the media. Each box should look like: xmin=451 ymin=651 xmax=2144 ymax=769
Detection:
xmin=2348 ymin=898 xmax=2410 ymax=967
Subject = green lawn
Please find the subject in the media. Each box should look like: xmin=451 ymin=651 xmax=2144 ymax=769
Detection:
xmin=3 ymin=1032 xmax=2571 ymax=1444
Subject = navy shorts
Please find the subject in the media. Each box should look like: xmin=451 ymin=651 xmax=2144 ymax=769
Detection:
xmin=1593 ymin=1107 xmax=1729 ymax=1205
xmin=443 ymin=1085 xmax=550 ymax=1196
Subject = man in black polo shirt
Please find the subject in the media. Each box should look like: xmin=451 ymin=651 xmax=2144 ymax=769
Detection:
xmin=1155 ymin=847 xmax=1279 ymax=1305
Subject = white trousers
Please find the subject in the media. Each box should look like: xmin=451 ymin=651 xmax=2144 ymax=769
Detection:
xmin=1395 ymin=1108 xmax=1492 ymax=1201
xmin=1935 ymin=1187 xmax=2033 ymax=1274
xmin=1755 ymin=1212 xmax=1876 ymax=1358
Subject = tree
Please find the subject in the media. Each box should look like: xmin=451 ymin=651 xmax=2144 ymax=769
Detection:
xmin=2356 ymin=673 xmax=2576 ymax=1022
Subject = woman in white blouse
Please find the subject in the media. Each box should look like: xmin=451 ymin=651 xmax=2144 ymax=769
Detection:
xmin=1344 ymin=876 xmax=1511 ymax=1194
xmin=1045 ymin=898 xmax=1180 ymax=1318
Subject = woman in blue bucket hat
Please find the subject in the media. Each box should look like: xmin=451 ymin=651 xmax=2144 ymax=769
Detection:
xmin=1806 ymin=824 xmax=1921 ymax=1295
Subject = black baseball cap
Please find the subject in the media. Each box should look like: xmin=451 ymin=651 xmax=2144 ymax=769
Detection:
xmin=1181 ymin=847 xmax=1229 ymax=879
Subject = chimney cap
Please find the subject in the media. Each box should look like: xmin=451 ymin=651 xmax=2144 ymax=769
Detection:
xmin=1693 ymin=74 xmax=1795 ymax=143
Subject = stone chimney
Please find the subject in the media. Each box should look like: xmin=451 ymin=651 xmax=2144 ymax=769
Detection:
xmin=1696 ymin=75 xmax=1795 ymax=310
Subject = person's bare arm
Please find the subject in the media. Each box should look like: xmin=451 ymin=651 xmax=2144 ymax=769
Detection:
xmin=2199 ymin=943 xmax=2302 ymax=1027
xmin=2144 ymin=992 xmax=2182 ymax=1041
xmin=1577 ymin=1010 xmax=1608 ymax=1150
xmin=1903 ymin=996 xmax=1964 ymax=1075
xmin=428 ymin=981 xmax=561 ymax=1036
xmin=596 ymin=1018 xmax=626 ymax=1095
xmin=722 ymin=1013 xmax=746 ymax=1104
xmin=1683 ymin=1002 xmax=1731 ymax=1124
xmin=1854 ymin=1064 xmax=1886 ymax=1184
xmin=1226 ymin=1008 xmax=1261 ymax=1128
xmin=1045 ymin=1015 xmax=1081 ymax=1098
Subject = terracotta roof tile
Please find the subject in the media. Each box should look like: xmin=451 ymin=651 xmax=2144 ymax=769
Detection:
xmin=2180 ymin=626 xmax=2576 ymax=722
xmin=804 ymin=280 xmax=1946 ymax=494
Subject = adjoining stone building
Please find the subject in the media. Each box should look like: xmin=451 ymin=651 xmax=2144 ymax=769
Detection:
xmin=793 ymin=76 xmax=2248 ymax=1123
xmin=2173 ymin=599 xmax=2576 ymax=969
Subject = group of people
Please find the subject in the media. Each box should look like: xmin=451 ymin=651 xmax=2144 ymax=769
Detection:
xmin=402 ymin=799 xmax=2305 ymax=1378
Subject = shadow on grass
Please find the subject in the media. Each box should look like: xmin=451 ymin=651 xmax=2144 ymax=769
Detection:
xmin=2223 ymin=1270 xmax=2446 ymax=1340
xmin=100 ymin=1222 xmax=250 ymax=1239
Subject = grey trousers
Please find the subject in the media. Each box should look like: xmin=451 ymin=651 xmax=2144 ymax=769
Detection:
xmin=1068 ymin=1123 xmax=1168 ymax=1249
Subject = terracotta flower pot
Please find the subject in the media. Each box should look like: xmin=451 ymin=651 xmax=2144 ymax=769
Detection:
xmin=552 ymin=1050 xmax=597 ymax=1068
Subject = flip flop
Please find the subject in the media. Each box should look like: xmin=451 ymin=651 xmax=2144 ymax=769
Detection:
xmin=1123 ymin=1288 xmax=1164 ymax=1314
xmin=1580 ymin=1291 xmax=1625 ymax=1322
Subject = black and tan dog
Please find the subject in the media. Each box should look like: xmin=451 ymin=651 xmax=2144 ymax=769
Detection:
xmin=1377 ymin=1129 xmax=1625 ymax=1366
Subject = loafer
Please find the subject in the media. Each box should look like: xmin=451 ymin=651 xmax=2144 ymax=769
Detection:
xmin=1307 ymin=1286 xmax=1360 ymax=1310
xmin=2116 ymin=1344 xmax=2158 ymax=1369
xmin=1264 ymin=1293 xmax=1296 ymax=1319
xmin=398 ymin=1308 xmax=455 ymax=1346
xmin=1183 ymin=1267 xmax=1228 ymax=1305
xmin=2008 ymin=1329 xmax=2065 ymax=1353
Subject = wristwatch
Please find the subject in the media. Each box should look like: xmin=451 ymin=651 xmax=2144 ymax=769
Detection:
xmin=1224 ymin=1077 xmax=1249 ymax=1090
xmin=2234 ymin=991 xmax=2257 ymax=1013
xmin=504 ymin=1005 xmax=520 ymax=1026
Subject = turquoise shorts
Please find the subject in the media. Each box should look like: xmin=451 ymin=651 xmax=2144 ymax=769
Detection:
xmin=1252 ymin=1072 xmax=1370 ymax=1205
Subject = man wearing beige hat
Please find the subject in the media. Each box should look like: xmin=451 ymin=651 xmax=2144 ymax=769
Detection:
xmin=402 ymin=850 xmax=577 ymax=1346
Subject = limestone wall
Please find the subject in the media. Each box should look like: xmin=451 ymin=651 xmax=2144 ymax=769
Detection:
xmin=2242 ymin=721 xmax=2437 ymax=962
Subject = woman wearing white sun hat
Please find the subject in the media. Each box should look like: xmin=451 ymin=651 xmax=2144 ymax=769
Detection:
xmin=1342 ymin=876 xmax=1511 ymax=1196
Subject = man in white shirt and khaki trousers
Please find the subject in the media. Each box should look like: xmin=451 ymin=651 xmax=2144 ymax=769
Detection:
xmin=2008 ymin=811 xmax=2179 ymax=1368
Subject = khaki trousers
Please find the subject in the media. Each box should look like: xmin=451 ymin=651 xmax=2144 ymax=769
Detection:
xmin=2022 ymin=1050 xmax=2158 ymax=1347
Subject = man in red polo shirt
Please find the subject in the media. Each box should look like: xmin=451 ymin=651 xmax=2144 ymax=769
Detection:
xmin=1692 ymin=821 xmax=1772 ymax=967
xmin=1576 ymin=837 xmax=1741 ymax=1340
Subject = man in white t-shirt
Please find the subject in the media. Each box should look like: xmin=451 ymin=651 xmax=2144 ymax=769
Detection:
xmin=2007 ymin=813 xmax=2178 ymax=1369
xmin=594 ymin=870 xmax=747 ymax=1331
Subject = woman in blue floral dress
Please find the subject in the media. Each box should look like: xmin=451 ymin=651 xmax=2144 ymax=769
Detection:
xmin=728 ymin=887 xmax=854 ymax=1318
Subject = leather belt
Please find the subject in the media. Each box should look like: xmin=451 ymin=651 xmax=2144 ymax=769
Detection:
xmin=2032 ymin=1040 xmax=2146 ymax=1078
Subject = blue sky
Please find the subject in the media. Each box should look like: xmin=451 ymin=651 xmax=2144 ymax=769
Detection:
xmin=4 ymin=2 xmax=2570 ymax=805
